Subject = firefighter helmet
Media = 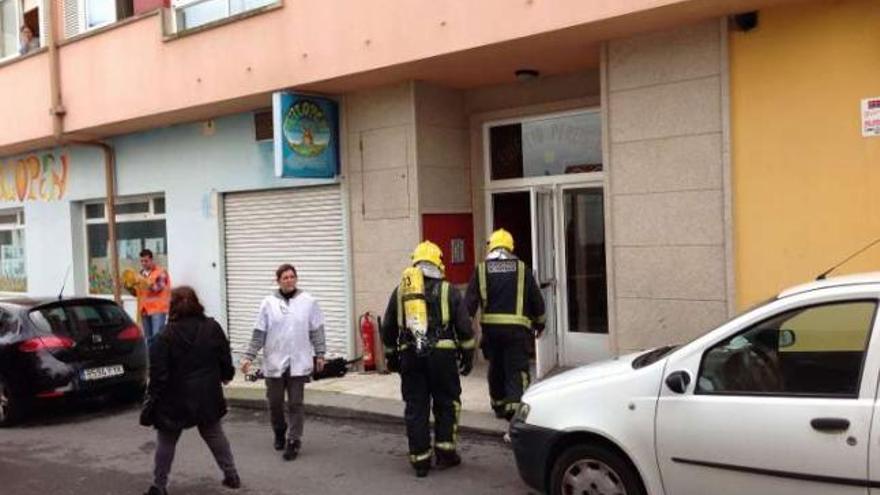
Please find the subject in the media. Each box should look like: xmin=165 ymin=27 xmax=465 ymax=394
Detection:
xmin=487 ymin=229 xmax=514 ymax=253
xmin=411 ymin=241 xmax=444 ymax=270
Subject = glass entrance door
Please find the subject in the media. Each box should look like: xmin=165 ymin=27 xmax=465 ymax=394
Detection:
xmin=559 ymin=187 xmax=609 ymax=364
xmin=532 ymin=188 xmax=558 ymax=377
xmin=488 ymin=185 xmax=610 ymax=374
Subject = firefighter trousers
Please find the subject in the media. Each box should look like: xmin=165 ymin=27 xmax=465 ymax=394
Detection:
xmin=481 ymin=325 xmax=531 ymax=417
xmin=400 ymin=349 xmax=462 ymax=466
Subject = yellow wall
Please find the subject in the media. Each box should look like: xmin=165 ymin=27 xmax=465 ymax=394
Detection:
xmin=731 ymin=0 xmax=880 ymax=308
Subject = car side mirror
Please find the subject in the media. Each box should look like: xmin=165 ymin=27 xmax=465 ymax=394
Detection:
xmin=779 ymin=329 xmax=796 ymax=348
xmin=665 ymin=370 xmax=691 ymax=394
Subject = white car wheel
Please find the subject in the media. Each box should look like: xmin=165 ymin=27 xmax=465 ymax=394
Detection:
xmin=550 ymin=444 xmax=644 ymax=495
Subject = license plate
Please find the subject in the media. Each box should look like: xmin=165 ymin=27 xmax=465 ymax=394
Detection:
xmin=81 ymin=365 xmax=124 ymax=381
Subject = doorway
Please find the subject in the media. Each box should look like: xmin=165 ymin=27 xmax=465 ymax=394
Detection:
xmin=483 ymin=108 xmax=610 ymax=375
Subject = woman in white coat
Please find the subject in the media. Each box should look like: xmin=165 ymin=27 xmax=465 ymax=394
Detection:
xmin=240 ymin=263 xmax=325 ymax=461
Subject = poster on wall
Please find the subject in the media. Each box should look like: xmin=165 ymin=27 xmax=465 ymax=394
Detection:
xmin=273 ymin=92 xmax=339 ymax=178
xmin=862 ymin=97 xmax=880 ymax=138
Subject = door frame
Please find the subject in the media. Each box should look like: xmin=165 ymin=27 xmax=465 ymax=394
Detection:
xmin=481 ymin=107 xmax=611 ymax=368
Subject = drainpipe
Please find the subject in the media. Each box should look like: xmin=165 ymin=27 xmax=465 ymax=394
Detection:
xmin=70 ymin=142 xmax=121 ymax=304
xmin=46 ymin=0 xmax=64 ymax=141
xmin=46 ymin=0 xmax=121 ymax=304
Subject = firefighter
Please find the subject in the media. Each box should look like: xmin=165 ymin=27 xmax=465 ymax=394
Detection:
xmin=381 ymin=241 xmax=475 ymax=478
xmin=464 ymin=229 xmax=546 ymax=420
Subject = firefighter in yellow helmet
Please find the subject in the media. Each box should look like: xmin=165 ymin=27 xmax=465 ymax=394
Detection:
xmin=381 ymin=240 xmax=475 ymax=477
xmin=464 ymin=229 xmax=546 ymax=420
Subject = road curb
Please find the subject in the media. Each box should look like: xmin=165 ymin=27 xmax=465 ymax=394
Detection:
xmin=226 ymin=390 xmax=508 ymax=441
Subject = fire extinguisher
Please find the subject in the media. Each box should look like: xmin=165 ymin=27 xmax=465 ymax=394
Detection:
xmin=359 ymin=312 xmax=376 ymax=371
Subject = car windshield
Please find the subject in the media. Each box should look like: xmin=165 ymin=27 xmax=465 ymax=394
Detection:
xmin=29 ymin=301 xmax=130 ymax=339
xmin=631 ymin=345 xmax=678 ymax=369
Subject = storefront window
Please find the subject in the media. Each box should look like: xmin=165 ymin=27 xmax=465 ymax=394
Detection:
xmin=489 ymin=111 xmax=602 ymax=180
xmin=0 ymin=210 xmax=26 ymax=292
xmin=85 ymin=196 xmax=167 ymax=295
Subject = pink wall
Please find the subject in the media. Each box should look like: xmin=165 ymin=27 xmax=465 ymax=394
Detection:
xmin=0 ymin=53 xmax=53 ymax=151
xmin=1 ymin=0 xmax=799 ymax=152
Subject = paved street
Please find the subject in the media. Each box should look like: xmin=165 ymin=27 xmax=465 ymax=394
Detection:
xmin=0 ymin=400 xmax=532 ymax=494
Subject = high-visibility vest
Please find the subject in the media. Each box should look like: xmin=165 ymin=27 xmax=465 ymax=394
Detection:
xmin=138 ymin=267 xmax=171 ymax=315
xmin=477 ymin=260 xmax=533 ymax=329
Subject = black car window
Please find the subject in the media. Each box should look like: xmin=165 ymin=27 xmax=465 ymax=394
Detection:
xmin=697 ymin=300 xmax=877 ymax=398
xmin=0 ymin=309 xmax=17 ymax=338
xmin=68 ymin=304 xmax=127 ymax=328
xmin=632 ymin=345 xmax=678 ymax=369
xmin=29 ymin=301 xmax=130 ymax=339
xmin=29 ymin=305 xmax=72 ymax=336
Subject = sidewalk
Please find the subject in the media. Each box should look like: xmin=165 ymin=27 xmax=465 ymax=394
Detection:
xmin=224 ymin=361 xmax=509 ymax=437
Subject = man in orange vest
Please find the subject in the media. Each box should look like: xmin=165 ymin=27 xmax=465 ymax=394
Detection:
xmin=137 ymin=249 xmax=171 ymax=347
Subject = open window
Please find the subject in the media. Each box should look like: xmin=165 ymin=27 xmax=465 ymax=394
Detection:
xmin=0 ymin=0 xmax=42 ymax=59
xmin=81 ymin=0 xmax=134 ymax=31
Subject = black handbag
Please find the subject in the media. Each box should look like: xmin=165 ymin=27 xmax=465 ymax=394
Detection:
xmin=139 ymin=395 xmax=157 ymax=427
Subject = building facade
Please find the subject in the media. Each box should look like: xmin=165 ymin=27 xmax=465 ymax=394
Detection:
xmin=0 ymin=0 xmax=876 ymax=374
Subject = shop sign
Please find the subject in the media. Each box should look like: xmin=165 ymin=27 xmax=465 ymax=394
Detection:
xmin=862 ymin=97 xmax=880 ymax=137
xmin=273 ymin=92 xmax=339 ymax=178
xmin=0 ymin=152 xmax=69 ymax=202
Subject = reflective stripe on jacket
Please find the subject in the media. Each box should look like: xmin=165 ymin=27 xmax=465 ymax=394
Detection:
xmin=465 ymin=259 xmax=546 ymax=331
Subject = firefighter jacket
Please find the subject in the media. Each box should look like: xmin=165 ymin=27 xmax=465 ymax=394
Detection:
xmin=381 ymin=277 xmax=475 ymax=357
xmin=464 ymin=258 xmax=546 ymax=332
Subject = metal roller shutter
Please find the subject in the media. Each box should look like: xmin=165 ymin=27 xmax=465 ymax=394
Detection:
xmin=223 ymin=185 xmax=350 ymax=359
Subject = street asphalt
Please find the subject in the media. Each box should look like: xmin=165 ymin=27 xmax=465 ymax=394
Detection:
xmin=0 ymin=398 xmax=535 ymax=494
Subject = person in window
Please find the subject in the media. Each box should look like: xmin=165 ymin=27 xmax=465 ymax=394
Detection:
xmin=239 ymin=263 xmax=326 ymax=461
xmin=18 ymin=25 xmax=39 ymax=56
xmin=131 ymin=249 xmax=171 ymax=348
xmin=142 ymin=286 xmax=240 ymax=495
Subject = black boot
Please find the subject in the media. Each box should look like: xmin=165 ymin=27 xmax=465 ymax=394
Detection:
xmin=435 ymin=449 xmax=461 ymax=469
xmin=222 ymin=472 xmax=241 ymax=489
xmin=282 ymin=439 xmax=301 ymax=461
xmin=413 ymin=459 xmax=431 ymax=478
xmin=273 ymin=428 xmax=286 ymax=451
xmin=144 ymin=486 xmax=168 ymax=495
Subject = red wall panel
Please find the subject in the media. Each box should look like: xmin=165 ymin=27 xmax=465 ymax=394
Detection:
xmin=422 ymin=213 xmax=475 ymax=285
xmin=134 ymin=0 xmax=169 ymax=15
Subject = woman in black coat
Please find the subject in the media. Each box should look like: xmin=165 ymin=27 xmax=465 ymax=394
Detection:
xmin=143 ymin=286 xmax=240 ymax=495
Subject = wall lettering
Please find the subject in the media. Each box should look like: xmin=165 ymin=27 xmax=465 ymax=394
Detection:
xmin=0 ymin=152 xmax=69 ymax=202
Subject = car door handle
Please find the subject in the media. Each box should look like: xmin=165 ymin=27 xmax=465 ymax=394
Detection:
xmin=810 ymin=417 xmax=850 ymax=432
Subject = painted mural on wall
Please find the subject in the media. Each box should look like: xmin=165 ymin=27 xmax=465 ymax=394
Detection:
xmin=273 ymin=92 xmax=339 ymax=178
xmin=0 ymin=152 xmax=70 ymax=202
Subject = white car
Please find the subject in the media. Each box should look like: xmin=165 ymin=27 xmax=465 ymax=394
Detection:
xmin=510 ymin=272 xmax=880 ymax=495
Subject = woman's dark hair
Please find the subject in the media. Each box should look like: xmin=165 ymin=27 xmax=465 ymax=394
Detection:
xmin=169 ymin=286 xmax=205 ymax=321
xmin=275 ymin=263 xmax=297 ymax=280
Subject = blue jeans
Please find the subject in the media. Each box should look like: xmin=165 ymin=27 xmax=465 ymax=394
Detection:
xmin=143 ymin=313 xmax=167 ymax=347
